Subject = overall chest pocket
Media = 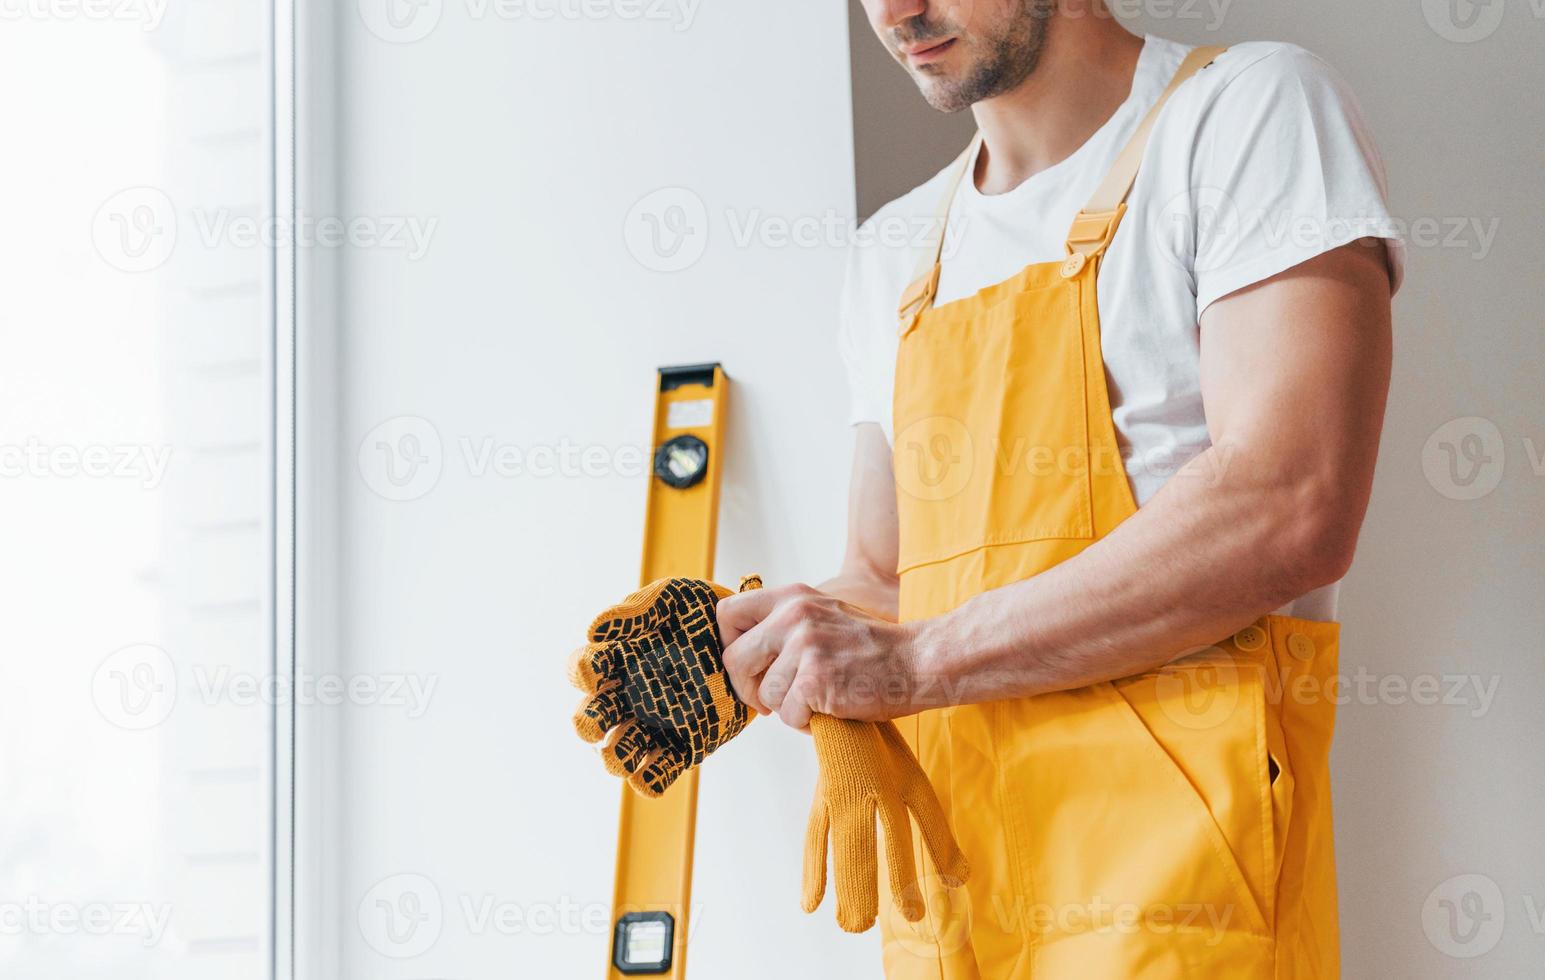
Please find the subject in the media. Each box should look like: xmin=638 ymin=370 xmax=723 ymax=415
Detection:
xmin=892 ymin=281 xmax=1095 ymax=574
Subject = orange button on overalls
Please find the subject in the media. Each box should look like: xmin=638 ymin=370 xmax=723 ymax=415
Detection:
xmin=881 ymin=46 xmax=1342 ymax=979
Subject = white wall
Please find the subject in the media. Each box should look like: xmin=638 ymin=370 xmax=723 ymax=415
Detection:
xmin=309 ymin=2 xmax=872 ymax=977
xmin=1 ymin=7 xmax=278 ymax=978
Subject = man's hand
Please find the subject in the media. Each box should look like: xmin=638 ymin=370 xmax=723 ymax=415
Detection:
xmin=717 ymin=583 xmax=920 ymax=731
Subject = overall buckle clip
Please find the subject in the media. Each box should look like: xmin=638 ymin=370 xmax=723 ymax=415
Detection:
xmin=1061 ymin=205 xmax=1127 ymax=279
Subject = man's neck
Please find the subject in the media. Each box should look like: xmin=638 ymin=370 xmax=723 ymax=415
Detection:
xmin=970 ymin=23 xmax=1145 ymax=196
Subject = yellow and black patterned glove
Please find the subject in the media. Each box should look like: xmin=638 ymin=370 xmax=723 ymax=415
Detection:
xmin=567 ymin=575 xmax=762 ymax=796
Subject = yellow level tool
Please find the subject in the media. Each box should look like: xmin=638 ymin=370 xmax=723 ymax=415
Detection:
xmin=605 ymin=362 xmax=728 ymax=978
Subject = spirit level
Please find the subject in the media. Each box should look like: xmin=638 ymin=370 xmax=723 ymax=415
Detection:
xmin=605 ymin=362 xmax=728 ymax=979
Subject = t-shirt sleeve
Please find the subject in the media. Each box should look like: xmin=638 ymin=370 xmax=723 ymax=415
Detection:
xmin=836 ymin=237 xmax=892 ymax=429
xmin=1189 ymin=45 xmax=1406 ymax=313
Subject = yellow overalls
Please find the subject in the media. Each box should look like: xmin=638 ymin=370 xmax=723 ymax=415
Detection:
xmin=881 ymin=47 xmax=1342 ymax=979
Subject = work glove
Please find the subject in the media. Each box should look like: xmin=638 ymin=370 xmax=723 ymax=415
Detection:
xmin=567 ymin=574 xmax=762 ymax=797
xmin=802 ymin=714 xmax=971 ymax=933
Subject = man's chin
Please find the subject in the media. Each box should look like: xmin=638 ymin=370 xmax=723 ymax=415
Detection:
xmin=915 ymin=76 xmax=974 ymax=114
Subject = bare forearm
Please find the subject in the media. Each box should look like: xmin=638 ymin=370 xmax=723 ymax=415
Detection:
xmin=823 ymin=423 xmax=902 ymax=623
xmin=818 ymin=566 xmax=899 ymax=623
xmin=721 ymin=459 xmax=1333 ymax=726
xmin=908 ymin=442 xmax=1357 ymax=707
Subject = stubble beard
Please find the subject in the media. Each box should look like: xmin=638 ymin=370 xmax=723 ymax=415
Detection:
xmin=913 ymin=0 xmax=1055 ymax=113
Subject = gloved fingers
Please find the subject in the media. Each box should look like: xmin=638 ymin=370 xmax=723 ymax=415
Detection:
xmin=627 ymin=746 xmax=688 ymax=798
xmin=573 ymin=684 xmax=629 ymax=744
xmin=567 ymin=635 xmax=655 ymax=693
xmin=800 ymin=789 xmax=831 ymax=914
xmin=911 ymin=803 xmax=969 ymax=890
xmin=829 ymin=800 xmax=881 ymax=933
xmin=587 ymin=578 xmax=733 ymax=644
xmin=877 ymin=796 xmax=925 ymax=922
xmin=878 ymin=722 xmax=971 ymax=888
xmin=566 ymin=641 xmax=612 ymax=692
xmin=829 ymin=801 xmax=881 ymax=933
xmin=585 ymin=578 xmax=672 ymax=643
xmin=600 ymin=719 xmax=657 ymax=778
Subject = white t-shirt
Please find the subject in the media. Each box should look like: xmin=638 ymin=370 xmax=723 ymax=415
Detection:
xmin=838 ymin=36 xmax=1405 ymax=622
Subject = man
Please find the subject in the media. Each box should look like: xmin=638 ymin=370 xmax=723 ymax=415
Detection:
xmin=718 ymin=0 xmax=1400 ymax=976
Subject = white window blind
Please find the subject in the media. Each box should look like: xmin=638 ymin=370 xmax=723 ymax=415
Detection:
xmin=0 ymin=2 xmax=279 ymax=978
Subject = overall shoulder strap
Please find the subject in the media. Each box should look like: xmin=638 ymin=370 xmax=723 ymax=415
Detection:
xmin=1061 ymin=44 xmax=1226 ymax=278
xmin=897 ymin=134 xmax=981 ymax=326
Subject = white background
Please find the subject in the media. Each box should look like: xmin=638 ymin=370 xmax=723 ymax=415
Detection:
xmin=314 ymin=0 xmax=868 ymax=977
xmin=1 ymin=4 xmax=276 ymax=977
